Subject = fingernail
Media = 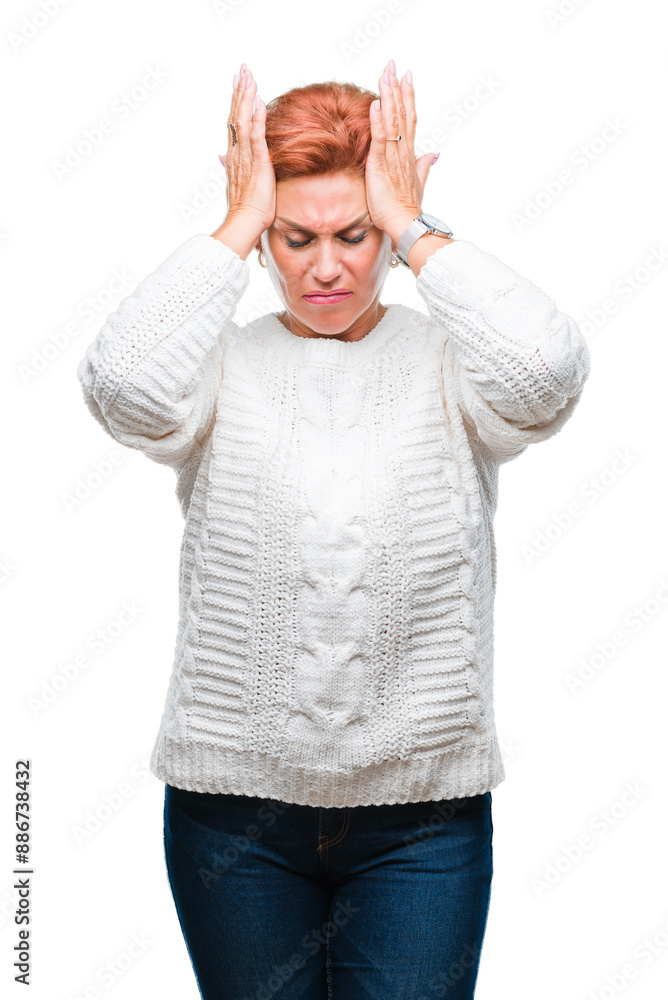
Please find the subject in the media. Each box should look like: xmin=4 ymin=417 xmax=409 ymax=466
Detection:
xmin=245 ymin=71 xmax=252 ymax=88
xmin=431 ymin=152 xmax=440 ymax=165
xmin=219 ymin=154 xmax=226 ymax=167
xmin=383 ymin=70 xmax=390 ymax=84
xmin=240 ymin=64 xmax=247 ymax=77
xmin=233 ymin=73 xmax=238 ymax=89
xmin=406 ymin=68 xmax=413 ymax=85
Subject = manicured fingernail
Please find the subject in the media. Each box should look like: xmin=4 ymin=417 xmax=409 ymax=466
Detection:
xmin=219 ymin=154 xmax=226 ymax=167
xmin=389 ymin=58 xmax=396 ymax=75
xmin=406 ymin=68 xmax=413 ymax=85
xmin=431 ymin=152 xmax=441 ymax=165
xmin=240 ymin=64 xmax=246 ymax=77
xmin=383 ymin=70 xmax=390 ymax=84
xmin=233 ymin=73 xmax=239 ymax=89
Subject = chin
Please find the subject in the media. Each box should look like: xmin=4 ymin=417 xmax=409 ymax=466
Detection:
xmin=296 ymin=299 xmax=359 ymax=329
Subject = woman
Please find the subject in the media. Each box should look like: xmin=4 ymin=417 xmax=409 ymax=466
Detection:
xmin=77 ymin=59 xmax=590 ymax=1000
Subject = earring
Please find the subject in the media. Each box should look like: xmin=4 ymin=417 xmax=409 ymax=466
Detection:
xmin=258 ymin=250 xmax=267 ymax=268
xmin=390 ymin=252 xmax=399 ymax=268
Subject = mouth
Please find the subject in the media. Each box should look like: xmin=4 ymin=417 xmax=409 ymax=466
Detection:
xmin=302 ymin=291 xmax=353 ymax=304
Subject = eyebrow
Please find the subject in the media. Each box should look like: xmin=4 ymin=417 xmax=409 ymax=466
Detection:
xmin=275 ymin=212 xmax=370 ymax=234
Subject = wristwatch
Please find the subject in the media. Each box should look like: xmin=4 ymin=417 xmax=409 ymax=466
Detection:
xmin=395 ymin=212 xmax=453 ymax=267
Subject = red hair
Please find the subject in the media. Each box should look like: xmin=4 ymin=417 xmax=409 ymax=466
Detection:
xmin=263 ymin=81 xmax=379 ymax=181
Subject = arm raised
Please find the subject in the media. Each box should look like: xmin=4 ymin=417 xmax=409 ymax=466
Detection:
xmin=416 ymin=240 xmax=591 ymax=463
xmin=76 ymin=233 xmax=249 ymax=467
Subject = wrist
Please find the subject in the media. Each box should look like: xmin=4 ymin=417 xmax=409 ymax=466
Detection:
xmin=384 ymin=210 xmax=421 ymax=249
xmin=211 ymin=212 xmax=267 ymax=261
xmin=386 ymin=211 xmax=455 ymax=276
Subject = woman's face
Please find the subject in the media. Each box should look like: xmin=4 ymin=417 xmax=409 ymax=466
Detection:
xmin=258 ymin=169 xmax=393 ymax=341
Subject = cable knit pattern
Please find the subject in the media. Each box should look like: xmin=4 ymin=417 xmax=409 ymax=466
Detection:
xmin=77 ymin=233 xmax=590 ymax=807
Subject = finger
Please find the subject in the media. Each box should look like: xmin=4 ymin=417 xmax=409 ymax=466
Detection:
xmin=229 ymin=65 xmax=244 ymax=129
xmin=228 ymin=64 xmax=248 ymax=154
xmin=388 ymin=66 xmax=406 ymax=137
xmin=236 ymin=68 xmax=256 ymax=158
xmin=400 ymin=71 xmax=417 ymax=146
xmin=368 ymin=96 xmax=388 ymax=154
xmin=415 ymin=152 xmax=433 ymax=194
xmin=379 ymin=70 xmax=401 ymax=152
xmin=249 ymin=93 xmax=269 ymax=161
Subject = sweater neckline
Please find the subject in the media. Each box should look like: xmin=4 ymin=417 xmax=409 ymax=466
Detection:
xmin=253 ymin=302 xmax=408 ymax=365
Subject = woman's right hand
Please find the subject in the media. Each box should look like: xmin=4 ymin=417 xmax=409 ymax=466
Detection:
xmin=220 ymin=64 xmax=276 ymax=236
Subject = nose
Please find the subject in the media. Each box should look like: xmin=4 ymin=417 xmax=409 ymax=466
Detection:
xmin=310 ymin=241 xmax=345 ymax=283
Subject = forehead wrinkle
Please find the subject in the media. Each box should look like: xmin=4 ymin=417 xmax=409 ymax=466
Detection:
xmin=275 ymin=211 xmax=370 ymax=233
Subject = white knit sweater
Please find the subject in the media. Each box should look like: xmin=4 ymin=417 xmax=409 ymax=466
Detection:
xmin=77 ymin=233 xmax=590 ymax=807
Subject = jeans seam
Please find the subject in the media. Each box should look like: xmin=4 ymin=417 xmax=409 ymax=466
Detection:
xmin=326 ymin=806 xmax=351 ymax=847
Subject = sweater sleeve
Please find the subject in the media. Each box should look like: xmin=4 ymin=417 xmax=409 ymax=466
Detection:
xmin=76 ymin=234 xmax=249 ymax=467
xmin=415 ymin=239 xmax=591 ymax=463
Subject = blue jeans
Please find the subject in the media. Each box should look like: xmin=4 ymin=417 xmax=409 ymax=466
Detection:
xmin=163 ymin=783 xmax=493 ymax=1000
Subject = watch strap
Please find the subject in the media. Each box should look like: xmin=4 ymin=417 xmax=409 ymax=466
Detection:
xmin=396 ymin=213 xmax=453 ymax=267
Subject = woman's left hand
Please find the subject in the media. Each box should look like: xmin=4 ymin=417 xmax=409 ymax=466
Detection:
xmin=365 ymin=61 xmax=437 ymax=241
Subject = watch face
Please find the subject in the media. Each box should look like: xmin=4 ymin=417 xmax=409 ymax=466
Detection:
xmin=420 ymin=212 xmax=450 ymax=232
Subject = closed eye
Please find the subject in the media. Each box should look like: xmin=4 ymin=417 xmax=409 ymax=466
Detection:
xmin=283 ymin=232 xmax=368 ymax=248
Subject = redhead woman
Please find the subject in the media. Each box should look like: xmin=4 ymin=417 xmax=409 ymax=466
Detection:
xmin=77 ymin=59 xmax=590 ymax=1000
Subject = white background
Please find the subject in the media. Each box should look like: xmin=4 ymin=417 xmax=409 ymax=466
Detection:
xmin=2 ymin=0 xmax=667 ymax=997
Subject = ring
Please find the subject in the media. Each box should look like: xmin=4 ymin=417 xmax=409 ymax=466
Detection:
xmin=228 ymin=122 xmax=240 ymax=146
xmin=386 ymin=135 xmax=402 ymax=141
